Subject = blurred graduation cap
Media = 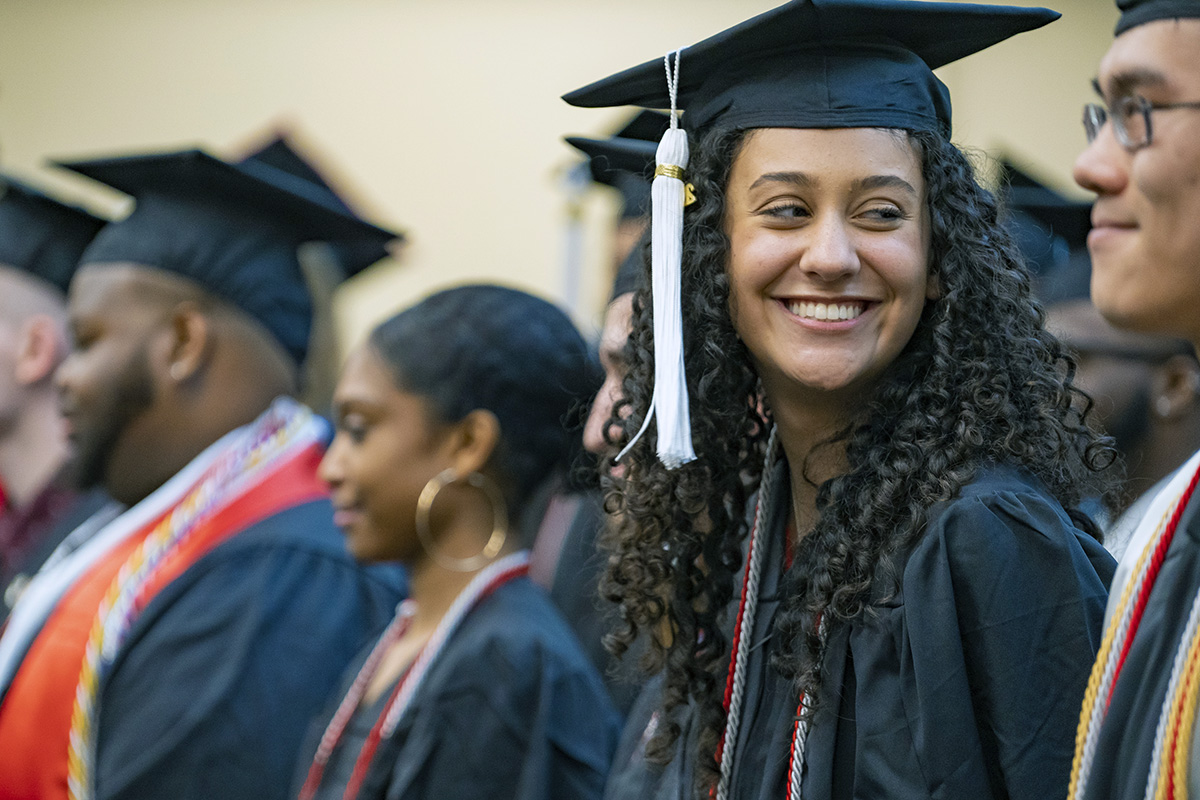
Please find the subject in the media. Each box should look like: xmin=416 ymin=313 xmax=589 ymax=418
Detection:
xmin=1000 ymin=160 xmax=1092 ymax=249
xmin=0 ymin=176 xmax=107 ymax=293
xmin=998 ymin=159 xmax=1092 ymax=282
xmin=56 ymin=142 xmax=401 ymax=365
xmin=566 ymin=111 xmax=670 ymax=220
xmin=563 ymin=0 xmax=1059 ymax=469
xmin=1116 ymin=0 xmax=1200 ymax=35
xmin=237 ymin=134 xmax=403 ymax=274
xmin=564 ymin=0 xmax=1059 ymax=137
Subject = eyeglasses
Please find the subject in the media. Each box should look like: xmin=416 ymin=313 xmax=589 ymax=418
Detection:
xmin=1084 ymin=94 xmax=1200 ymax=151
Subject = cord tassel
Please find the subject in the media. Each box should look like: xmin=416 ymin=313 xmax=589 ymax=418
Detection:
xmin=616 ymin=49 xmax=695 ymax=469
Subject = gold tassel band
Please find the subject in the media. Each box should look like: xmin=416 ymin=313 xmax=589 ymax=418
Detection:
xmin=655 ymin=164 xmax=686 ymax=181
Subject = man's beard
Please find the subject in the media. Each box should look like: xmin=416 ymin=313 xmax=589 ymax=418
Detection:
xmin=64 ymin=346 xmax=156 ymax=493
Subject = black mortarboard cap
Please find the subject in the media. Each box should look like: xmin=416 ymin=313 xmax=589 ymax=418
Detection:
xmin=0 ymin=176 xmax=106 ymax=293
xmin=999 ymin=160 xmax=1092 ymax=251
xmin=564 ymin=0 xmax=1059 ymax=137
xmin=566 ymin=136 xmax=658 ymax=185
xmin=237 ymin=135 xmax=402 ymax=276
xmin=566 ymin=111 xmax=669 ymax=219
xmin=613 ymin=110 xmax=673 ymax=144
xmin=565 ymin=134 xmax=657 ymax=220
xmin=57 ymin=147 xmax=400 ymax=365
xmin=1116 ymin=0 xmax=1200 ymax=35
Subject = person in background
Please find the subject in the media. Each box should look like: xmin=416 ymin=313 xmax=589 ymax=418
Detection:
xmin=298 ymin=284 xmax=618 ymax=800
xmin=566 ymin=1 xmax=1117 ymax=797
xmin=1040 ymin=251 xmax=1200 ymax=558
xmin=0 ymin=138 xmax=405 ymax=800
xmin=0 ymin=177 xmax=111 ymax=610
xmin=529 ymin=127 xmax=666 ymax=718
xmin=997 ymin=159 xmax=1200 ymax=553
xmin=1067 ymin=2 xmax=1200 ymax=798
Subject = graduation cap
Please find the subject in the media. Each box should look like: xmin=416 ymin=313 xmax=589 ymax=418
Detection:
xmin=563 ymin=0 xmax=1058 ymax=469
xmin=999 ymin=160 xmax=1092 ymax=250
xmin=0 ymin=176 xmax=106 ymax=293
xmin=57 ymin=146 xmax=401 ymax=365
xmin=1116 ymin=0 xmax=1200 ymax=36
xmin=566 ymin=111 xmax=670 ymax=220
xmin=997 ymin=160 xmax=1092 ymax=282
xmin=237 ymin=135 xmax=402 ymax=275
xmin=565 ymin=0 xmax=1059 ymax=137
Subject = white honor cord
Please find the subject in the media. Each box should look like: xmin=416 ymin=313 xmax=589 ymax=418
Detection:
xmin=786 ymin=618 xmax=825 ymax=800
xmin=380 ymin=550 xmax=531 ymax=735
xmin=716 ymin=427 xmax=779 ymax=800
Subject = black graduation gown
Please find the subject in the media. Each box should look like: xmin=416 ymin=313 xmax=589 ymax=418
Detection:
xmin=546 ymin=491 xmax=641 ymax=716
xmin=724 ymin=462 xmax=1115 ymax=800
xmin=602 ymin=672 xmax=698 ymax=800
xmin=94 ymin=498 xmax=406 ymax=800
xmin=295 ymin=575 xmax=621 ymax=800
xmin=1080 ymin=476 xmax=1200 ymax=800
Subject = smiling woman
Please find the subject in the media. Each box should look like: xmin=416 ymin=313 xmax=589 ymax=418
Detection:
xmin=297 ymin=285 xmax=618 ymax=800
xmin=564 ymin=1 xmax=1122 ymax=799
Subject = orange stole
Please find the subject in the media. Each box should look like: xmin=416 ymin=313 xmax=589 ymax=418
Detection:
xmin=0 ymin=444 xmax=327 ymax=800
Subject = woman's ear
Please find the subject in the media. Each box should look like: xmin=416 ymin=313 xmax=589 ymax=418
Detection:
xmin=447 ymin=409 xmax=502 ymax=477
xmin=925 ymin=265 xmax=941 ymax=301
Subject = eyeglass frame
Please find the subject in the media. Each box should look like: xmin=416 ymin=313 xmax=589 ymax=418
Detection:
xmin=1083 ymin=94 xmax=1200 ymax=151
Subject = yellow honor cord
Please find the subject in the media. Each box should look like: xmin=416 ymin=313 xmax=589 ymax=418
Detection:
xmin=1069 ymin=512 xmax=1166 ymax=799
xmin=1164 ymin=631 xmax=1200 ymax=799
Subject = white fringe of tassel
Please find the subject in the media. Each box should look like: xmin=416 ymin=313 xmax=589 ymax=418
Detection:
xmin=616 ymin=50 xmax=696 ymax=470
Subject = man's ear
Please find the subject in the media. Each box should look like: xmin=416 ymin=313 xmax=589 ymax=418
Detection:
xmin=447 ymin=409 xmax=502 ymax=477
xmin=13 ymin=315 xmax=65 ymax=387
xmin=1152 ymin=354 xmax=1200 ymax=421
xmin=162 ymin=302 xmax=213 ymax=385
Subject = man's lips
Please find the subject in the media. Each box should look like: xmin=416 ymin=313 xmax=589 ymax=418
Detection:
xmin=1088 ymin=217 xmax=1137 ymax=248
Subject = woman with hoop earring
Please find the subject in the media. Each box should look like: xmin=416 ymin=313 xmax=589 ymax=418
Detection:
xmin=295 ymin=284 xmax=619 ymax=800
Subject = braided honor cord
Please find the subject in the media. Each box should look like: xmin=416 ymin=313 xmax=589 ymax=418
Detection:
xmin=716 ymin=426 xmax=779 ymax=800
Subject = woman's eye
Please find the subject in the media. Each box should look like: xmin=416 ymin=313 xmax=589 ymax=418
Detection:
xmin=861 ymin=205 xmax=908 ymax=224
xmin=337 ymin=417 xmax=368 ymax=444
xmin=763 ymin=203 xmax=810 ymax=220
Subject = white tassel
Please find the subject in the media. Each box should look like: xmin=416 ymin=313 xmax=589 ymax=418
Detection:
xmin=616 ymin=49 xmax=696 ymax=470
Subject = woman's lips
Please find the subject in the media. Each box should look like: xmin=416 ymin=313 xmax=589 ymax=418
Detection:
xmin=332 ymin=507 xmax=363 ymax=529
xmin=777 ymin=298 xmax=876 ymax=329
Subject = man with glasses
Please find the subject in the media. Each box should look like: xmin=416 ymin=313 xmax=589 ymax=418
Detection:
xmin=1068 ymin=2 xmax=1200 ymax=799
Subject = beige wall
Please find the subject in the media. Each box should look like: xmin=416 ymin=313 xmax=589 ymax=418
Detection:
xmin=0 ymin=0 xmax=1119 ymax=354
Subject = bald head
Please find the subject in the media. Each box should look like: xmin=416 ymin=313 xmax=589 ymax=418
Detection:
xmin=0 ymin=265 xmax=72 ymax=505
xmin=0 ymin=264 xmax=68 ymax=338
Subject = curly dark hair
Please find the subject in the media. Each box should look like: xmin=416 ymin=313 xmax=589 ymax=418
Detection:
xmin=599 ymin=126 xmax=1117 ymax=792
xmin=369 ymin=284 xmax=597 ymax=534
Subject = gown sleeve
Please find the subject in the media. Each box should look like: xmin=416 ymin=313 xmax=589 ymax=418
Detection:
xmin=93 ymin=502 xmax=403 ymax=800
xmin=898 ymin=485 xmax=1115 ymax=799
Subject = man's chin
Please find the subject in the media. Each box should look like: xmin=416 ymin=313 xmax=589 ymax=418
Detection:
xmin=60 ymin=445 xmax=109 ymax=493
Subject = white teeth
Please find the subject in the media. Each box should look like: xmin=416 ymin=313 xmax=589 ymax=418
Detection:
xmin=787 ymin=301 xmax=865 ymax=321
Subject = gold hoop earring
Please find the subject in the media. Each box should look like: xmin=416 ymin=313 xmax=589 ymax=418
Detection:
xmin=415 ymin=468 xmax=508 ymax=572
